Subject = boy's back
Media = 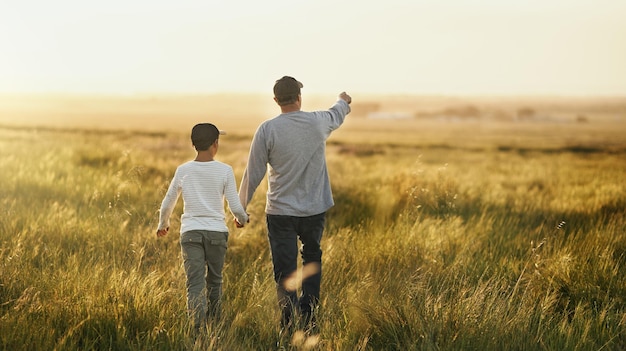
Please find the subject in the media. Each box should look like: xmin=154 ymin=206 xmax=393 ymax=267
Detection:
xmin=165 ymin=160 xmax=243 ymax=234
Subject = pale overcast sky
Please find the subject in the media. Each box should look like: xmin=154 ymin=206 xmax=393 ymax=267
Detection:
xmin=1 ymin=0 xmax=625 ymax=95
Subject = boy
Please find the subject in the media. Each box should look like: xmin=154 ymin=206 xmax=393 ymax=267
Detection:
xmin=157 ymin=123 xmax=248 ymax=331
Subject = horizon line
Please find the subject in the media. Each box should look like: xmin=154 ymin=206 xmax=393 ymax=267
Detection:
xmin=1 ymin=90 xmax=625 ymax=99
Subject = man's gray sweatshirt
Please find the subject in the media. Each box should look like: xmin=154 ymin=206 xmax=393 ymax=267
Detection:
xmin=239 ymin=99 xmax=351 ymax=217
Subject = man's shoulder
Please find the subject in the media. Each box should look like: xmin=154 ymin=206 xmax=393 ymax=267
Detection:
xmin=263 ymin=114 xmax=288 ymax=125
xmin=254 ymin=116 xmax=283 ymax=135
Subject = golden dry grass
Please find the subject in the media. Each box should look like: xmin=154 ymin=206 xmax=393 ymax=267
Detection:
xmin=1 ymin=93 xmax=625 ymax=350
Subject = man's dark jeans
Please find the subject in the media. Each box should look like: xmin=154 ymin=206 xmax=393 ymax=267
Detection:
xmin=266 ymin=212 xmax=325 ymax=330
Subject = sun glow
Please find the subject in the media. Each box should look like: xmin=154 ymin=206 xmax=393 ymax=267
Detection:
xmin=1 ymin=0 xmax=625 ymax=95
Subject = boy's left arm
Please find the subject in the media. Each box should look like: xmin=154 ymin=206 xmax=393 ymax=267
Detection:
xmin=225 ymin=167 xmax=249 ymax=227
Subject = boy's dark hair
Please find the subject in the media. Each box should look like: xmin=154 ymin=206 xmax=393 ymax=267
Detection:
xmin=191 ymin=123 xmax=224 ymax=151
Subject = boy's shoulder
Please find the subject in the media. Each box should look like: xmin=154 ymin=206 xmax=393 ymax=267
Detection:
xmin=176 ymin=160 xmax=196 ymax=170
xmin=213 ymin=160 xmax=234 ymax=171
xmin=177 ymin=160 xmax=233 ymax=171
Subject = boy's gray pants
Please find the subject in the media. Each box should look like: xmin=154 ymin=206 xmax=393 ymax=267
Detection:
xmin=180 ymin=230 xmax=228 ymax=329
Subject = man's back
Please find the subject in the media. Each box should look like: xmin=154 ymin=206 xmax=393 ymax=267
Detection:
xmin=239 ymin=100 xmax=350 ymax=216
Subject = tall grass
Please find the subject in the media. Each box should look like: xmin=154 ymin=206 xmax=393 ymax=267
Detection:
xmin=1 ymin=124 xmax=625 ymax=350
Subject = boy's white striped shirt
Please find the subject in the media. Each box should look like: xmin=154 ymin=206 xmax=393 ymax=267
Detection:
xmin=159 ymin=160 xmax=248 ymax=233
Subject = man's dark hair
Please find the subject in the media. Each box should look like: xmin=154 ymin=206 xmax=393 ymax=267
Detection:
xmin=273 ymin=76 xmax=303 ymax=106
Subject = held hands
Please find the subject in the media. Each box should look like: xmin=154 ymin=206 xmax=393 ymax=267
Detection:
xmin=235 ymin=215 xmax=250 ymax=228
xmin=339 ymin=92 xmax=352 ymax=104
xmin=156 ymin=227 xmax=169 ymax=237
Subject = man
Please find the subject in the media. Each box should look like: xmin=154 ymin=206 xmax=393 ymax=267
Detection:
xmin=239 ymin=76 xmax=352 ymax=333
xmin=157 ymin=123 xmax=248 ymax=332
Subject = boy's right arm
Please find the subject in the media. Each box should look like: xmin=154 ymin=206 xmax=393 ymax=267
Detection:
xmin=156 ymin=171 xmax=180 ymax=237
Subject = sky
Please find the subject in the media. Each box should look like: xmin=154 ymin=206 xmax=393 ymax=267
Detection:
xmin=1 ymin=0 xmax=625 ymax=96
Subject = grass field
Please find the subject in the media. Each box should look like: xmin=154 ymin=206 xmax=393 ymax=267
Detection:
xmin=1 ymin=94 xmax=625 ymax=350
